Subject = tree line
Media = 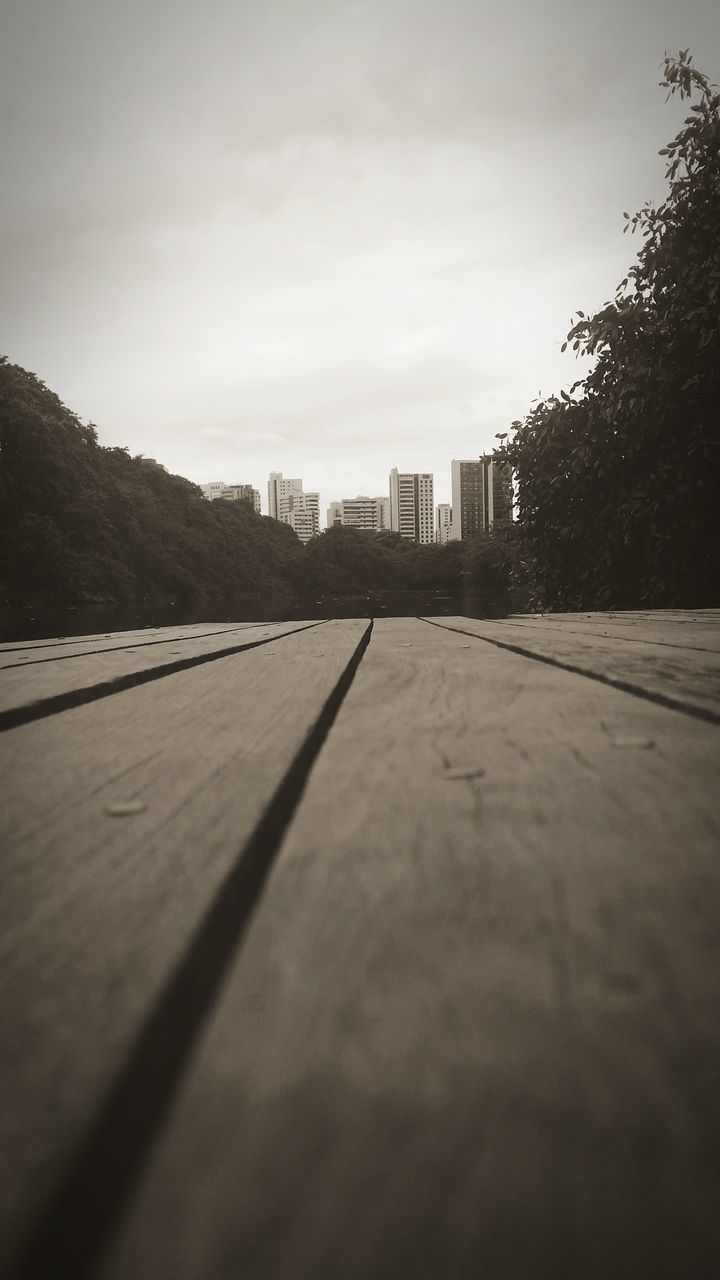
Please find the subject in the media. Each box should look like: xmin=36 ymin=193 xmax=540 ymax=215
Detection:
xmin=0 ymin=358 xmax=303 ymax=605
xmin=0 ymin=358 xmax=510 ymax=610
xmin=497 ymin=52 xmax=719 ymax=609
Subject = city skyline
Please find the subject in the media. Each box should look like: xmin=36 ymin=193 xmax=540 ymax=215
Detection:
xmin=201 ymin=456 xmax=471 ymax=525
xmin=202 ymin=458 xmax=514 ymax=545
xmin=2 ymin=0 xmax=718 ymax=523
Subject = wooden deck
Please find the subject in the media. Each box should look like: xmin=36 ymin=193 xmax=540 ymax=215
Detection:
xmin=2 ymin=611 xmax=720 ymax=1279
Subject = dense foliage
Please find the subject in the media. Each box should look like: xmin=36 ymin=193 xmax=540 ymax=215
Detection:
xmin=0 ymin=359 xmax=302 ymax=604
xmin=500 ymin=52 xmax=720 ymax=609
xmin=299 ymin=525 xmax=463 ymax=594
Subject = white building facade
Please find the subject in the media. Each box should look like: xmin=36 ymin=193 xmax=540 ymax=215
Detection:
xmin=268 ymin=472 xmax=304 ymax=521
xmin=326 ymin=496 xmax=390 ymax=531
xmin=286 ymin=491 xmax=320 ymax=543
xmin=389 ymin=469 xmax=434 ymax=544
xmin=268 ymin=472 xmax=320 ymax=542
xmin=202 ymin=481 xmax=261 ymax=512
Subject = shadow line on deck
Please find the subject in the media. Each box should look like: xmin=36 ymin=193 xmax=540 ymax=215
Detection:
xmin=481 ymin=616 xmax=720 ymax=655
xmin=420 ymin=618 xmax=720 ymax=727
xmin=0 ymin=623 xmax=267 ymax=668
xmin=5 ymin=620 xmax=373 ymax=1280
xmin=0 ymin=622 xmax=325 ymax=735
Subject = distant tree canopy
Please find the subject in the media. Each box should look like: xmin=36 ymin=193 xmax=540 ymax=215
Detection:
xmin=299 ymin=525 xmax=464 ymax=594
xmin=0 ymin=359 xmax=302 ymax=604
xmin=499 ymin=52 xmax=720 ymax=609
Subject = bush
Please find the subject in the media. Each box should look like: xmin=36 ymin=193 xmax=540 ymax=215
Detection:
xmin=501 ymin=52 xmax=720 ymax=609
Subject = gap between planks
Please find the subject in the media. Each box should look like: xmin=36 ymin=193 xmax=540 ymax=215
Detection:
xmin=484 ymin=614 xmax=720 ymax=655
xmin=0 ymin=621 xmax=326 ymax=729
xmin=0 ymin=623 xmax=268 ymax=668
xmin=0 ymin=621 xmax=266 ymax=654
xmin=0 ymin=620 xmax=372 ymax=1280
xmin=421 ymin=616 xmax=720 ymax=724
xmin=95 ymin=616 xmax=720 ymax=1280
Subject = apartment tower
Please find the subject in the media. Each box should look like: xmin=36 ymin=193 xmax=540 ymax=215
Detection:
xmin=450 ymin=457 xmax=512 ymax=540
xmin=202 ymin=482 xmax=261 ymax=512
xmin=389 ymin=470 xmax=434 ymax=544
xmin=267 ymin=472 xmax=319 ymax=542
xmin=436 ymin=503 xmax=453 ymax=545
xmin=327 ymin=496 xmax=391 ymax=531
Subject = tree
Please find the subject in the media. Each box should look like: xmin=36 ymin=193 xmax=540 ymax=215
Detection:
xmin=500 ymin=52 xmax=720 ymax=609
xmin=0 ymin=358 xmax=304 ymax=605
xmin=299 ymin=525 xmax=463 ymax=594
xmin=461 ymin=527 xmax=528 ymax=613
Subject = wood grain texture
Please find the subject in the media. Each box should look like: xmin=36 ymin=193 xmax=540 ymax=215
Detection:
xmin=537 ymin=610 xmax=720 ymax=624
xmin=0 ymin=623 xmax=263 ymax=667
xmin=498 ymin=610 xmax=720 ymax=653
xmin=0 ymin=620 xmax=367 ymax=1271
xmin=0 ymin=621 xmax=264 ymax=653
xmin=0 ymin=621 xmax=315 ymax=716
xmin=100 ymin=616 xmax=720 ymax=1280
xmin=510 ymin=609 xmax=720 ymax=629
xmin=424 ymin=615 xmax=720 ymax=720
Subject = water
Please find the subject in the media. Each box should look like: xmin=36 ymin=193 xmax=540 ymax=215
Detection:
xmin=0 ymin=589 xmax=509 ymax=643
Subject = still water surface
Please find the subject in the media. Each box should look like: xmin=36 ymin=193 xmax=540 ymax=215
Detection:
xmin=1 ymin=590 xmax=507 ymax=643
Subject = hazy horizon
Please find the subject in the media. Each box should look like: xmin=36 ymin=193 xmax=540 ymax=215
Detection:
xmin=2 ymin=0 xmax=719 ymax=515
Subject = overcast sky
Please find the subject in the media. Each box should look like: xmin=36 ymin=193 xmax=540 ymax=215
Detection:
xmin=2 ymin=0 xmax=718 ymax=515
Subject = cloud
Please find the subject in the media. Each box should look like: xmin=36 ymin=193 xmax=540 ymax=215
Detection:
xmin=198 ymin=424 xmax=287 ymax=452
xmin=200 ymin=427 xmax=234 ymax=441
xmin=244 ymin=430 xmax=287 ymax=446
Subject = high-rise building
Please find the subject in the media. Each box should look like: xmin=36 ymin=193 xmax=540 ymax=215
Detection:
xmin=286 ymin=491 xmax=320 ymax=543
xmin=436 ymin=503 xmax=453 ymax=545
xmin=268 ymin=473 xmax=319 ymax=542
xmin=450 ymin=457 xmax=512 ymax=540
xmin=202 ymin=481 xmax=261 ymax=512
xmin=222 ymin=484 xmax=261 ymax=514
xmin=389 ymin=470 xmax=434 ymax=544
xmin=268 ymin=472 xmax=304 ymax=521
xmin=326 ymin=496 xmax=390 ymax=531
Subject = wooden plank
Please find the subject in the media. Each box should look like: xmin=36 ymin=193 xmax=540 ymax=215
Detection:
xmin=530 ymin=609 xmax=720 ymax=638
xmin=0 ymin=626 xmax=171 ymax=652
xmin=0 ymin=622 xmax=263 ymax=665
xmin=0 ymin=621 xmax=261 ymax=653
xmin=0 ymin=621 xmax=319 ymax=720
xmin=0 ymin=619 xmax=369 ymax=1273
xmin=424 ymin=616 xmax=720 ymax=720
xmin=500 ymin=612 xmax=720 ymax=654
xmin=540 ymin=609 xmax=720 ymax=623
xmin=540 ymin=609 xmax=720 ymax=624
xmin=100 ymin=617 xmax=720 ymax=1280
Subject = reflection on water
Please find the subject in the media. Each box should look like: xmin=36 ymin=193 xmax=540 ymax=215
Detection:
xmin=0 ymin=590 xmax=508 ymax=643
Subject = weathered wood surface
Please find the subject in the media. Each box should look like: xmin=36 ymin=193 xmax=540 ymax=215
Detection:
xmin=0 ymin=621 xmax=320 ymax=721
xmin=0 ymin=622 xmax=265 ymax=666
xmin=0 ymin=618 xmax=264 ymax=644
xmin=425 ymin=614 xmax=720 ymax=720
xmin=482 ymin=609 xmax=720 ymax=652
xmin=0 ymin=620 xmax=367 ymax=1273
xmin=93 ymin=615 xmax=720 ymax=1280
xmin=2 ymin=612 xmax=719 ymax=1280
